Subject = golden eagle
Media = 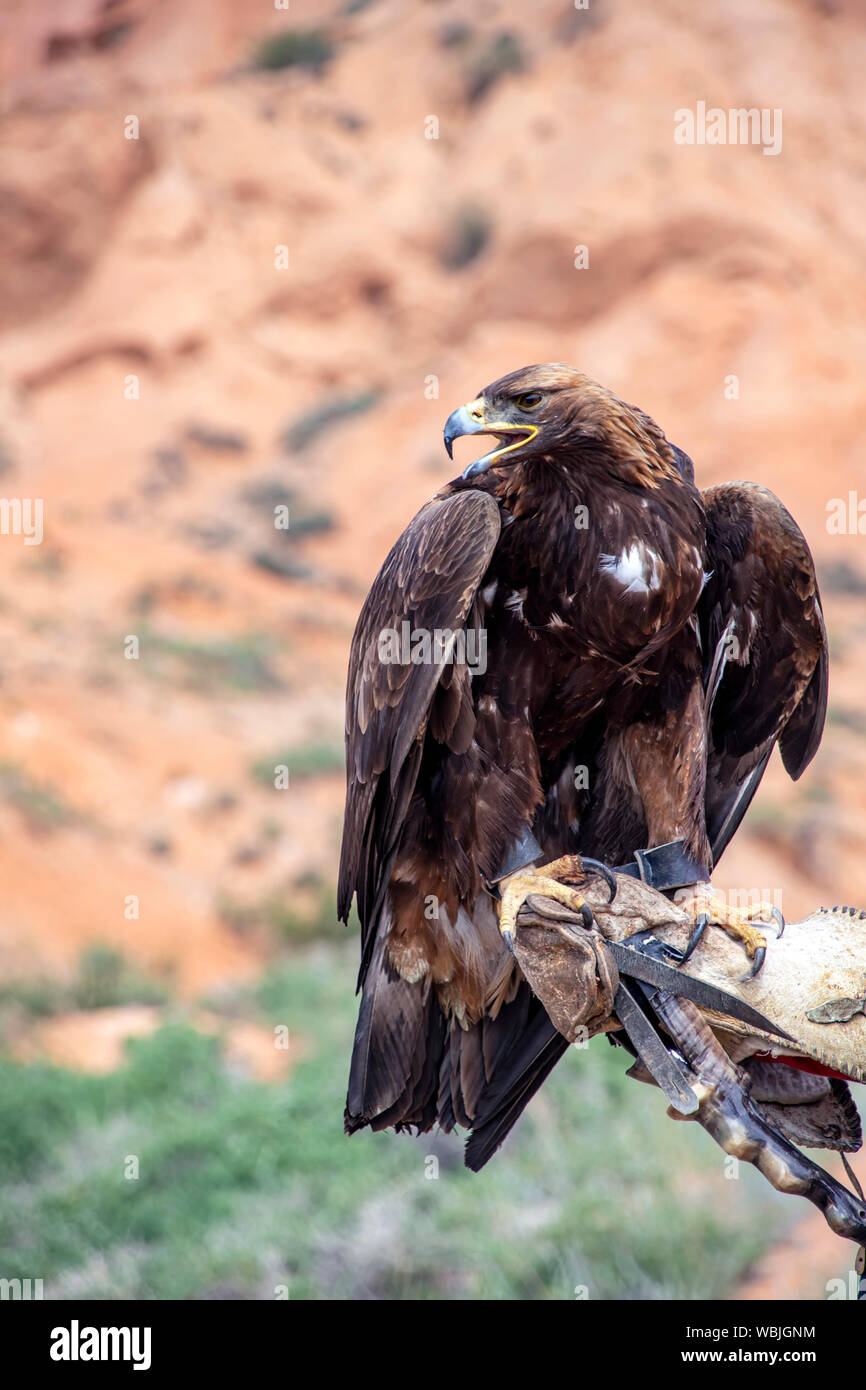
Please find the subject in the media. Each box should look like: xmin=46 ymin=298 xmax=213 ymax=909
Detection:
xmin=338 ymin=364 xmax=827 ymax=1170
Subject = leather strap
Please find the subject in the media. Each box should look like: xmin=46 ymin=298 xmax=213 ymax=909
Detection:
xmin=487 ymin=826 xmax=544 ymax=886
xmin=489 ymin=833 xmax=708 ymax=894
xmin=615 ymin=839 xmax=709 ymax=893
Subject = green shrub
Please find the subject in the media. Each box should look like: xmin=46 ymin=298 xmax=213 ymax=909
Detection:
xmin=251 ymin=30 xmax=335 ymax=74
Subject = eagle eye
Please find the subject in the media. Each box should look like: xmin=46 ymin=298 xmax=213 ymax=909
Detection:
xmin=515 ymin=392 xmax=543 ymax=412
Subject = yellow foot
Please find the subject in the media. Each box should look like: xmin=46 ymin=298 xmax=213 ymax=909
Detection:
xmin=678 ymin=887 xmax=784 ymax=979
xmin=497 ymin=854 xmax=614 ymax=953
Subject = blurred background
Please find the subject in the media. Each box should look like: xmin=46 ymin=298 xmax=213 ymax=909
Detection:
xmin=0 ymin=0 xmax=865 ymax=1300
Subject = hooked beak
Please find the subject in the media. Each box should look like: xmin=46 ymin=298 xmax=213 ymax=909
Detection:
xmin=443 ymin=398 xmax=538 ymax=479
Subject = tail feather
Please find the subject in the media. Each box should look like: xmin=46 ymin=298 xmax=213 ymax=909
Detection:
xmin=464 ymin=1022 xmax=570 ymax=1171
xmin=345 ymin=925 xmax=571 ymax=1166
xmin=345 ymin=919 xmax=445 ymax=1132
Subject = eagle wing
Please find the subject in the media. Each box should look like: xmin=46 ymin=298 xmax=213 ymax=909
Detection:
xmin=699 ymin=482 xmax=828 ymax=865
xmin=340 ymin=489 xmax=510 ymax=1135
xmin=339 ymin=488 xmax=501 ymax=979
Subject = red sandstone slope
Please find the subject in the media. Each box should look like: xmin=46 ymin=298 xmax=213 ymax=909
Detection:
xmin=0 ymin=0 xmax=865 ymax=993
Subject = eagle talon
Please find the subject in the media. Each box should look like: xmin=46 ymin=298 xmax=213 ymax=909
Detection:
xmin=681 ymin=913 xmax=708 ymax=965
xmin=742 ymin=944 xmax=766 ymax=981
xmin=681 ymin=889 xmax=773 ymax=974
xmin=497 ymin=855 xmax=596 ymax=948
xmin=578 ymin=858 xmax=617 ymax=903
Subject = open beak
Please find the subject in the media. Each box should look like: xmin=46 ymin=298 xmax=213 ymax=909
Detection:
xmin=443 ymin=398 xmax=538 ymax=479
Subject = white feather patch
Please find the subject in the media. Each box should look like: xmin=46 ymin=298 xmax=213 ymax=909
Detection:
xmin=599 ymin=544 xmax=662 ymax=595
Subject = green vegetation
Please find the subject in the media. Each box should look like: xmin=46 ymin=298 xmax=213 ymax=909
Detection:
xmin=245 ymin=481 xmax=337 ymax=582
xmin=438 ymin=23 xmax=474 ymax=51
xmin=218 ymin=881 xmax=346 ymax=946
xmin=132 ymin=628 xmax=283 ymax=693
xmin=240 ymin=479 xmax=336 ymax=540
xmin=0 ymin=762 xmax=79 ymax=834
xmin=0 ymin=947 xmax=172 ymax=1037
xmin=439 ymin=205 xmax=492 ymax=271
xmin=827 ymin=704 xmax=866 ymax=736
xmin=281 ymin=390 xmax=380 ymax=454
xmin=280 ymin=510 xmax=336 ymax=541
xmin=464 ymin=31 xmax=528 ymax=105
xmin=249 ymin=551 xmax=313 ymax=583
xmin=0 ymin=942 xmax=794 ymax=1299
xmin=185 ymin=423 xmax=247 ymax=453
xmin=250 ymin=740 xmax=344 ymax=787
xmin=250 ymin=30 xmax=336 ymax=74
xmin=73 ymin=947 xmax=172 ymax=1012
xmin=819 ymin=560 xmax=866 ymax=596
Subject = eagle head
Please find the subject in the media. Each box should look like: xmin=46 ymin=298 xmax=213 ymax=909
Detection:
xmin=444 ymin=363 xmax=680 ymax=488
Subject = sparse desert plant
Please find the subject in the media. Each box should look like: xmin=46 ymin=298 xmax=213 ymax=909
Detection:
xmin=0 ymin=762 xmax=79 ymax=834
xmin=218 ymin=881 xmax=346 ymax=946
xmin=439 ymin=205 xmax=492 ymax=271
xmin=130 ymin=627 xmax=284 ymax=693
xmin=250 ymin=741 xmax=344 ymax=787
xmin=281 ymin=390 xmax=380 ymax=453
xmin=250 ymin=30 xmax=335 ymax=74
xmin=464 ymin=31 xmax=527 ymax=104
